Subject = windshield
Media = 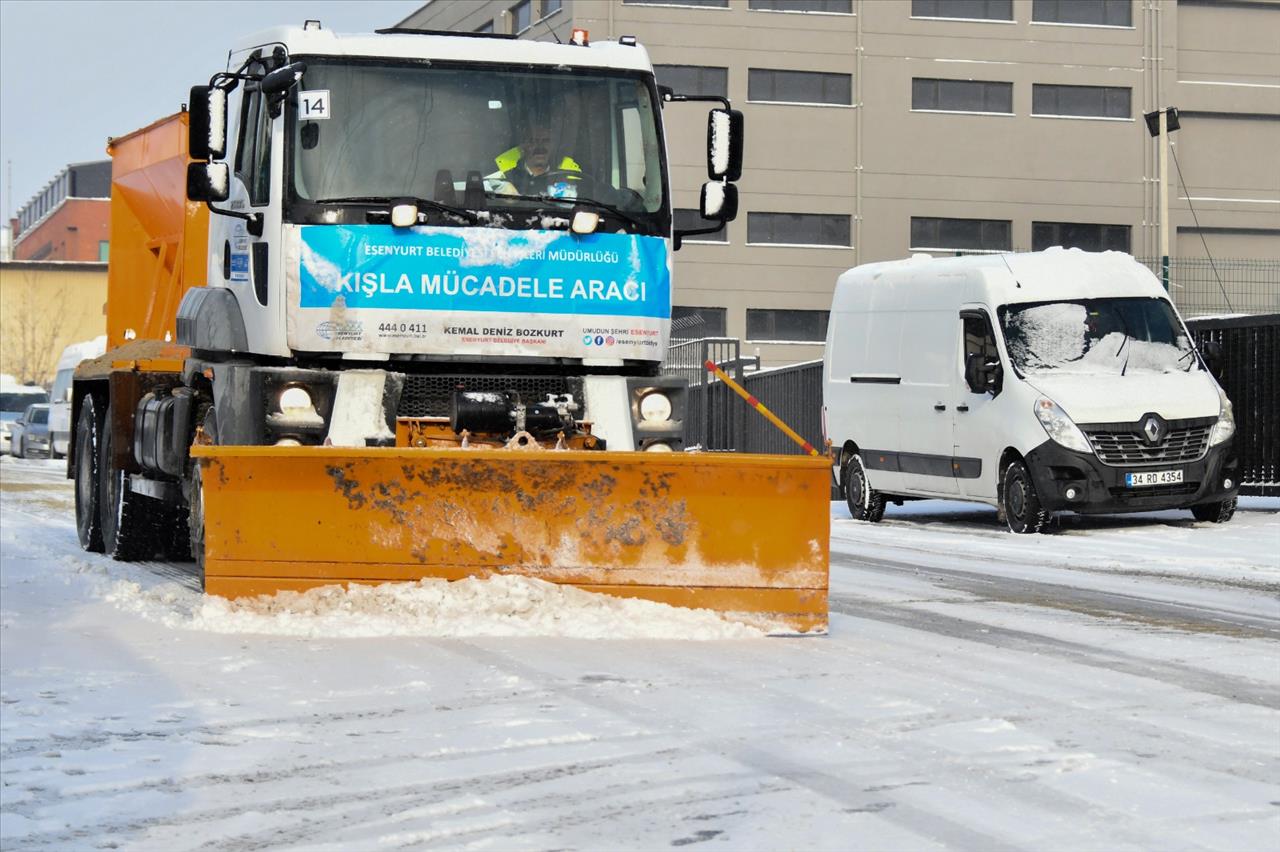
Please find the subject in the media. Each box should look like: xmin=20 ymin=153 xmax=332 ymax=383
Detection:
xmin=999 ymin=297 xmax=1198 ymax=376
xmin=291 ymin=60 xmax=667 ymax=233
xmin=1 ymin=390 xmax=48 ymax=413
xmin=29 ymin=407 xmax=48 ymax=425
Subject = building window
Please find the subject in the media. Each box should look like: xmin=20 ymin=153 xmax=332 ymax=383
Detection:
xmin=1033 ymin=222 xmax=1131 ymax=253
xmin=1033 ymin=84 xmax=1131 ymax=119
xmin=621 ymin=0 xmax=728 ymax=6
xmin=1032 ymin=0 xmax=1132 ymax=27
xmin=747 ymin=309 xmax=830 ymax=342
xmin=654 ymin=65 xmax=728 ymax=99
xmin=749 ymin=212 xmax=851 ymax=247
xmin=98 ymin=240 xmax=109 ymax=262
xmin=911 ymin=217 xmax=1012 ymax=252
xmin=672 ymin=306 xmax=728 ymax=338
xmin=748 ymin=69 xmax=852 ymax=106
xmin=541 ymin=0 xmax=562 ymax=15
xmin=474 ymin=20 xmax=495 ymax=33
xmin=912 ymin=0 xmax=1013 ymax=20
xmin=912 ymin=78 xmax=1013 ymax=113
xmin=510 ymin=0 xmax=532 ymax=33
xmin=675 ymin=207 xmax=728 ymax=242
xmin=749 ymin=0 xmax=853 ymax=12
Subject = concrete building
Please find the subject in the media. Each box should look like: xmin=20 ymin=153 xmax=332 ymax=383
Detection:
xmin=401 ymin=0 xmax=1278 ymax=363
xmin=0 ymin=261 xmax=107 ymax=386
xmin=11 ymin=161 xmax=111 ymax=262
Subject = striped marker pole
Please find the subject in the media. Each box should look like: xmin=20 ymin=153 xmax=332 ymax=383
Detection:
xmin=704 ymin=360 xmax=821 ymax=457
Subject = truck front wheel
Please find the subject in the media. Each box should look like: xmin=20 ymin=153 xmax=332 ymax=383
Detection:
xmin=1191 ymin=497 xmax=1236 ymax=523
xmin=99 ymin=404 xmax=161 ymax=561
xmin=74 ymin=396 xmax=105 ymax=552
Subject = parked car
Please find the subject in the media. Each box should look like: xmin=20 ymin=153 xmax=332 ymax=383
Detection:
xmin=9 ymin=403 xmax=53 ymax=459
xmin=48 ymin=336 xmax=107 ymax=458
xmin=1 ymin=381 xmax=50 ymax=455
xmin=823 ymin=248 xmax=1238 ymax=533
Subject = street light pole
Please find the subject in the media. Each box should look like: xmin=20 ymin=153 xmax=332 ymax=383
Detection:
xmin=1144 ymin=107 xmax=1180 ymax=292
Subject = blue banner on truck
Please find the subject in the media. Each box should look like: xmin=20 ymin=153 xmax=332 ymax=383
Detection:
xmin=289 ymin=225 xmax=671 ymax=360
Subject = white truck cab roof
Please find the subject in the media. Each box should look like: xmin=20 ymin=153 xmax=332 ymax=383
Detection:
xmin=228 ymin=26 xmax=655 ymax=74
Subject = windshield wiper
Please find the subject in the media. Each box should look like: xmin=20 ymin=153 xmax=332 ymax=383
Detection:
xmin=313 ymin=195 xmax=480 ymax=225
xmin=498 ymin=192 xmax=649 ymax=233
xmin=1112 ymin=310 xmax=1134 ymax=376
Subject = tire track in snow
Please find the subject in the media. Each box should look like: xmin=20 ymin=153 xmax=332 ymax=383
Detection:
xmin=827 ymin=593 xmax=1280 ymax=710
xmin=831 ymin=547 xmax=1280 ymax=639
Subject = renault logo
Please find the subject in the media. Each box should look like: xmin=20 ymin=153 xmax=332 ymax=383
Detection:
xmin=1141 ymin=413 xmax=1166 ymax=445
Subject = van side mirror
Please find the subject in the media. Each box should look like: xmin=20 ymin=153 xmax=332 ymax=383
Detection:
xmin=965 ymin=353 xmax=1002 ymax=395
xmin=187 ymin=162 xmax=230 ymax=203
xmin=188 ymin=85 xmax=227 ymax=161
xmin=1200 ymin=339 xmax=1224 ymax=379
xmin=707 ymin=108 xmax=743 ymax=182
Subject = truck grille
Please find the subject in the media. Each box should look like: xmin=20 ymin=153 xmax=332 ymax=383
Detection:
xmin=1083 ymin=420 xmax=1213 ymax=467
xmin=397 ymin=374 xmax=584 ymax=418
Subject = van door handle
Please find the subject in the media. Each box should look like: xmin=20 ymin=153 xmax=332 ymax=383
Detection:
xmin=934 ymin=403 xmax=947 ymax=412
xmin=956 ymin=404 xmax=970 ymax=413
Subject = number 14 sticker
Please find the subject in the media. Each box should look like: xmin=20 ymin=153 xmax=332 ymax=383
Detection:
xmin=298 ymin=90 xmax=330 ymax=120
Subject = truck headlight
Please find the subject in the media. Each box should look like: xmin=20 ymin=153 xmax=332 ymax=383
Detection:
xmin=639 ymin=392 xmax=672 ymax=423
xmin=1034 ymin=397 xmax=1091 ymax=454
xmin=1209 ymin=385 xmax=1235 ymax=447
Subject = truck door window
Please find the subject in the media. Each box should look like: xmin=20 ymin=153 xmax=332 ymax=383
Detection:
xmin=235 ymin=71 xmax=273 ymax=207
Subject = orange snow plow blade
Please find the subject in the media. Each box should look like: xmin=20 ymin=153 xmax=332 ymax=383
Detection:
xmin=190 ymin=446 xmax=830 ymax=632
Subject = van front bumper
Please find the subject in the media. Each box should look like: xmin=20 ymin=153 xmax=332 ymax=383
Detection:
xmin=1025 ymin=439 xmax=1237 ymax=515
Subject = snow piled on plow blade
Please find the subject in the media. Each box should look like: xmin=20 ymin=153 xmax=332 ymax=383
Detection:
xmin=105 ymin=575 xmax=768 ymax=640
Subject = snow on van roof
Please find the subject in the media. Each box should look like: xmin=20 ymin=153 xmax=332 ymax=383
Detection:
xmin=834 ymin=248 xmax=1167 ymax=311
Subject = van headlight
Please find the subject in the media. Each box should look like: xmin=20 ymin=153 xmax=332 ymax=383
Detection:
xmin=1034 ymin=397 xmax=1091 ymax=453
xmin=1209 ymin=385 xmax=1235 ymax=447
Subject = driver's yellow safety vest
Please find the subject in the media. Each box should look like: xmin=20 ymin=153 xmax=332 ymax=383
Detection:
xmin=494 ymin=146 xmax=581 ymax=175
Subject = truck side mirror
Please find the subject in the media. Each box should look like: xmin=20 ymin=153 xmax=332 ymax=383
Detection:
xmin=187 ymin=162 xmax=230 ymax=203
xmin=700 ymin=181 xmax=738 ymax=222
xmin=188 ymin=85 xmax=227 ymax=161
xmin=707 ymin=108 xmax=743 ymax=182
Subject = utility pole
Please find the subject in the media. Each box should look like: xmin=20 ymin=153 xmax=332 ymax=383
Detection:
xmin=1144 ymin=107 xmax=1180 ymax=291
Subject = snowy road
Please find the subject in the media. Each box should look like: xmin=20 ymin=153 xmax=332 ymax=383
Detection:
xmin=2 ymin=456 xmax=1278 ymax=850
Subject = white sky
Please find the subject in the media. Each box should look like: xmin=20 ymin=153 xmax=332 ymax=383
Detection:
xmin=0 ymin=0 xmax=424 ymax=221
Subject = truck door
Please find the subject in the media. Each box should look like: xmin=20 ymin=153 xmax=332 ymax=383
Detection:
xmin=953 ymin=308 xmax=1003 ymax=500
xmin=897 ymin=309 xmax=959 ymax=495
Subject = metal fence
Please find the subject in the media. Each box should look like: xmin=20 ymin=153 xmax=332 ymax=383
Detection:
xmin=1186 ymin=313 xmax=1279 ymax=497
xmin=1135 ymin=257 xmax=1280 ymax=319
xmin=667 ymin=314 xmax=1278 ymax=497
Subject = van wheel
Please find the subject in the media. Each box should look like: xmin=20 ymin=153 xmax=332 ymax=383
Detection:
xmin=74 ymin=397 xmax=105 ymax=552
xmin=842 ymin=453 xmax=886 ymax=523
xmin=1191 ymin=497 xmax=1236 ymax=523
xmin=1001 ymin=460 xmax=1048 ymax=534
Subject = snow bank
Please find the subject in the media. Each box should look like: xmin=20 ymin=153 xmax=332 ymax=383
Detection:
xmin=105 ymin=575 xmax=765 ymax=641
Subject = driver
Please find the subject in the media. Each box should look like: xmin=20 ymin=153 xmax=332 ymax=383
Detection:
xmin=492 ymin=120 xmax=582 ymax=196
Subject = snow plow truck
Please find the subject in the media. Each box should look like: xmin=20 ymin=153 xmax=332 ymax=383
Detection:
xmin=70 ymin=23 xmax=830 ymax=631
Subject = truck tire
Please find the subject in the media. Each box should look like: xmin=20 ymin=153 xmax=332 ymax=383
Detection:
xmin=99 ymin=403 xmax=160 ymax=561
xmin=1191 ymin=497 xmax=1236 ymax=523
xmin=842 ymin=453 xmax=886 ymax=523
xmin=74 ymin=397 xmax=105 ymax=552
xmin=1001 ymin=459 xmax=1049 ymax=534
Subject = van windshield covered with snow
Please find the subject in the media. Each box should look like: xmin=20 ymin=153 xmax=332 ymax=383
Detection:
xmin=290 ymin=61 xmax=668 ymax=236
xmin=999 ymin=297 xmax=1198 ymax=376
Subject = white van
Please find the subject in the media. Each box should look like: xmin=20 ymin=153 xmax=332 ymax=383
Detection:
xmin=48 ymin=336 xmax=107 ymax=458
xmin=822 ymin=249 xmax=1238 ymax=532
